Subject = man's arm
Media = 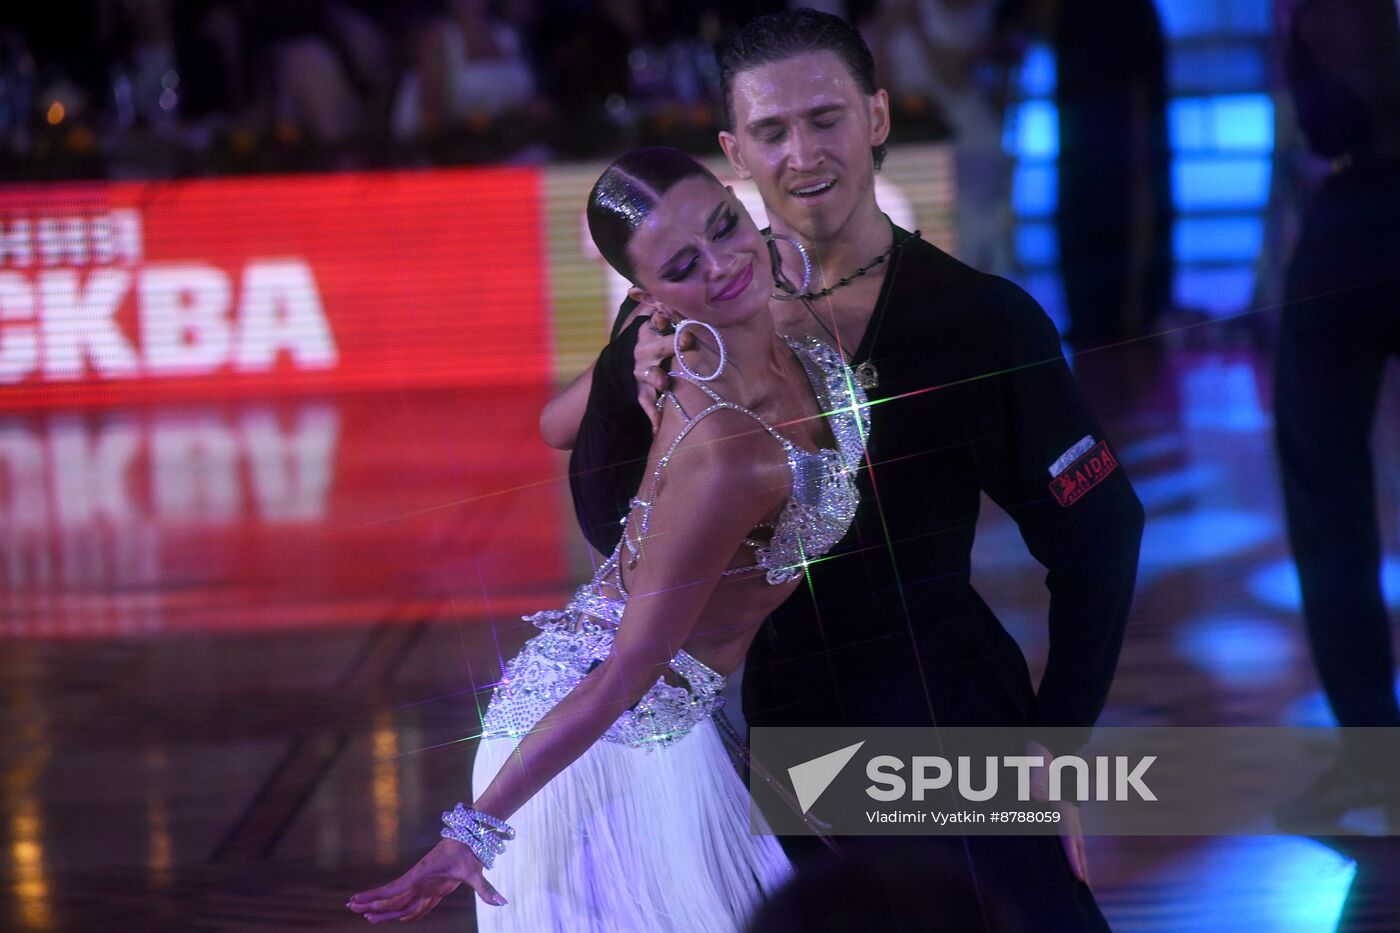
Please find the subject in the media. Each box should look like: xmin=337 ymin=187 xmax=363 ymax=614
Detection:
xmin=970 ymin=277 xmax=1145 ymax=752
xmin=540 ymin=363 xmax=595 ymax=450
xmin=569 ymin=316 xmax=655 ymax=554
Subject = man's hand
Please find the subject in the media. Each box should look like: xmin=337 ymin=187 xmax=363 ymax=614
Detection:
xmin=1026 ymin=740 xmax=1090 ymax=888
xmin=631 ymin=307 xmax=692 ymax=432
xmin=1052 ymin=796 xmax=1089 ymax=887
xmin=347 ymin=839 xmax=505 ymax=923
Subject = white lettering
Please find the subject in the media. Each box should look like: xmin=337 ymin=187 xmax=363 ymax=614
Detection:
xmin=0 ymin=424 xmax=49 ymax=534
xmin=1050 ymin=756 xmax=1090 ymax=802
xmin=38 ymin=217 xmax=87 ymax=265
xmin=243 ymin=405 xmax=339 ymax=521
xmin=111 ymin=210 xmax=143 ymax=264
xmin=1004 ymin=755 xmax=1045 ymax=801
xmin=865 ymin=755 xmax=906 ymax=801
xmin=0 ymin=272 xmax=38 ymax=383
xmin=957 ymin=756 xmax=998 ymax=802
xmin=234 ymin=261 xmax=337 ymax=371
xmin=0 ymin=219 xmax=33 ymax=267
xmin=910 ymin=756 xmax=951 ymax=801
xmin=38 ymin=269 xmax=137 ymax=379
xmin=139 ymin=265 xmax=233 ymax=374
xmin=48 ymin=416 xmax=139 ymax=525
xmin=1117 ymin=755 xmax=1157 ymax=801
xmin=151 ymin=413 xmax=241 ymax=524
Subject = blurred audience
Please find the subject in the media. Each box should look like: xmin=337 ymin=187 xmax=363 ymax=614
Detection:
xmin=869 ymin=0 xmax=1013 ymax=275
xmin=1 ymin=1 xmax=967 ymax=179
xmin=998 ymin=0 xmax=1173 ymax=351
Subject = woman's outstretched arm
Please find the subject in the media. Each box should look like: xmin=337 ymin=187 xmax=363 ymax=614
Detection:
xmin=349 ymin=411 xmax=786 ymax=922
xmin=474 ymin=412 xmax=784 ymax=819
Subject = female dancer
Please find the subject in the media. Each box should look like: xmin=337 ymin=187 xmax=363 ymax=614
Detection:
xmin=347 ymin=147 xmax=869 ymax=931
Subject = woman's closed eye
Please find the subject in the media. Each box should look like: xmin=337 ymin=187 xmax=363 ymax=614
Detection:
xmin=714 ymin=209 xmax=738 ymax=239
xmin=663 ymin=255 xmax=698 ymax=282
xmin=661 ymin=210 xmax=740 ymax=281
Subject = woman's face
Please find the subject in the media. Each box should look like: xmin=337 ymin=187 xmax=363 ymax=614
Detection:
xmin=623 ymin=175 xmax=772 ymax=326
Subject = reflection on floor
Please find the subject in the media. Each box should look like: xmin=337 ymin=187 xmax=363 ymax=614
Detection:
xmin=2 ymin=344 xmax=1397 ymax=931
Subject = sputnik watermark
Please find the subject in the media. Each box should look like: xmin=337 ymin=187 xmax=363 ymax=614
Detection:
xmin=865 ymin=754 xmax=1157 ymax=803
xmin=785 ymin=742 xmax=1155 ymax=819
xmin=752 ymin=727 xmax=1400 ymax=837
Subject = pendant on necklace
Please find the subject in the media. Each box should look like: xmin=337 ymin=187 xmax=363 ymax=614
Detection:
xmin=853 ymin=361 xmax=879 ymax=390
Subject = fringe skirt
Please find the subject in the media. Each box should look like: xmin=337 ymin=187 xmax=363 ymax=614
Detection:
xmin=471 ymin=717 xmax=792 ymax=932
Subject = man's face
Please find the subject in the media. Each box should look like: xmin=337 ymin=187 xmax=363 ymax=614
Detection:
xmin=719 ymin=50 xmax=889 ymax=245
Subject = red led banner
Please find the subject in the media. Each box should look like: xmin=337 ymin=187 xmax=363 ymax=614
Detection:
xmin=0 ymin=168 xmax=550 ymax=408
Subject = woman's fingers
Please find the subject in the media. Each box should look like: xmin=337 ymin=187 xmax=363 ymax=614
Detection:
xmin=466 ymin=871 xmax=509 ymax=907
xmin=348 ymin=881 xmax=414 ymax=915
xmin=397 ymin=895 xmax=444 ymax=922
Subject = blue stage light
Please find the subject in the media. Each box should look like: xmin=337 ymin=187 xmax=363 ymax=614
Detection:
xmin=1138 ymin=510 xmax=1279 ymax=583
xmin=1249 ymin=557 xmax=1400 ymax=612
xmin=1176 ymin=614 xmax=1299 ymax=686
xmin=1144 ymin=837 xmax=1353 ymax=931
xmin=1174 ymin=157 xmax=1271 ymax=209
xmin=1006 ymin=100 xmax=1059 ymax=159
xmin=1011 ymin=163 xmax=1057 ymax=217
xmin=1013 ymin=223 xmax=1057 ymax=266
xmin=1174 ymin=216 xmax=1264 ymax=262
xmin=1174 ymin=267 xmax=1258 ymax=316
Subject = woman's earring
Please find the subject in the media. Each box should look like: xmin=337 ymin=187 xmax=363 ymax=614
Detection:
xmin=672 ymin=319 xmax=726 ymax=382
xmin=765 ymin=232 xmax=813 ymax=300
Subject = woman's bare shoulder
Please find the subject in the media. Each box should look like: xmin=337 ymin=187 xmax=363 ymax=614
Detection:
xmin=651 ymin=392 xmax=788 ymax=492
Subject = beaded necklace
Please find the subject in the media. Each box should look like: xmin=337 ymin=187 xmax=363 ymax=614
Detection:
xmin=796 ymin=229 xmax=921 ymax=389
xmin=795 ymin=241 xmax=897 ymax=301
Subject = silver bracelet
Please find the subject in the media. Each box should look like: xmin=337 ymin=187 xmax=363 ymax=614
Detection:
xmin=440 ymin=803 xmax=515 ymax=869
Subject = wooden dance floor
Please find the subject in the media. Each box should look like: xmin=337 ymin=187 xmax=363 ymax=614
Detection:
xmin=3 ymin=335 xmax=1398 ymax=932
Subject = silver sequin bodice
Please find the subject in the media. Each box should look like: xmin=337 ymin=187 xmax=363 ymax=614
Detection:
xmin=480 ymin=336 xmax=868 ymax=751
xmin=751 ymin=336 xmax=868 ymax=584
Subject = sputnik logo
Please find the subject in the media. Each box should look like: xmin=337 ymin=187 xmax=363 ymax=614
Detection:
xmin=788 ymin=741 xmax=865 ymax=814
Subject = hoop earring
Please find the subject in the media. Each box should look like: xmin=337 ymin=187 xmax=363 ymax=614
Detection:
xmin=673 ymin=319 xmax=726 ymax=382
xmin=765 ymin=232 xmax=813 ymax=300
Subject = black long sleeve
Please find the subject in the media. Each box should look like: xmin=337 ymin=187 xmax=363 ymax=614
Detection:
xmin=568 ymin=310 xmax=649 ymax=555
xmin=967 ymin=277 xmax=1144 ymax=745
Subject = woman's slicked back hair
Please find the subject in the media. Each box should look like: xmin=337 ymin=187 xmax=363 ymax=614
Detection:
xmin=587 ymin=147 xmax=714 ymax=283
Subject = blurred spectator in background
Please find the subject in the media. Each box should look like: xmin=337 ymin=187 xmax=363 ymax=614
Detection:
xmin=245 ymin=1 xmax=390 ymax=152
xmin=869 ymin=0 xmax=1013 ymax=275
xmin=1053 ymin=0 xmax=1172 ymax=351
xmin=0 ymin=25 xmax=37 ymax=158
xmin=392 ymin=0 xmax=543 ymax=144
xmin=999 ymin=0 xmax=1172 ymax=351
xmin=1273 ymin=0 xmax=1400 ymax=827
xmin=0 ymin=1 xmax=958 ymax=178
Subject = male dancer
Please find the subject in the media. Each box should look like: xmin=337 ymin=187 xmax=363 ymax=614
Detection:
xmin=553 ymin=10 xmax=1144 ymax=929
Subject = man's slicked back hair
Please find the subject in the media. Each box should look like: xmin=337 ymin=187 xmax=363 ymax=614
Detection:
xmin=717 ymin=8 xmax=887 ymax=170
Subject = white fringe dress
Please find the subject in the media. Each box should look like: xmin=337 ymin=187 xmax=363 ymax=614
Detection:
xmin=470 ymin=337 xmax=869 ymax=932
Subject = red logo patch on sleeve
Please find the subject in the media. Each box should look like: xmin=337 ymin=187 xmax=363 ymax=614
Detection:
xmin=1049 ymin=440 xmax=1119 ymax=507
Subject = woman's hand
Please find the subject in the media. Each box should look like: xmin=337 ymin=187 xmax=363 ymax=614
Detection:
xmin=631 ymin=305 xmax=693 ymax=432
xmin=346 ymin=839 xmax=506 ymax=923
